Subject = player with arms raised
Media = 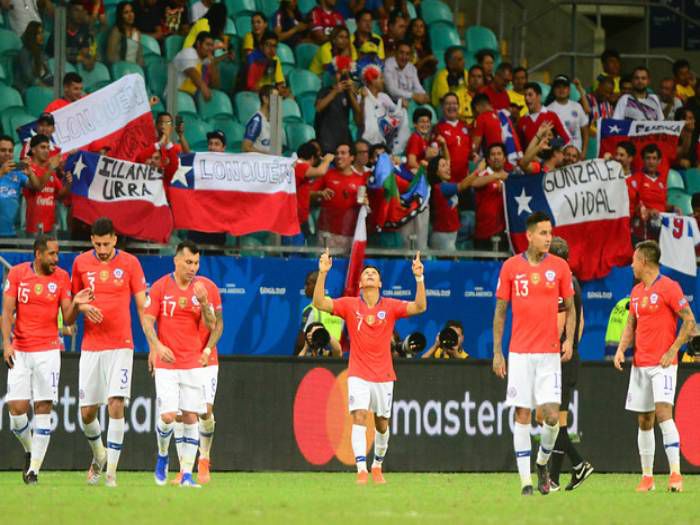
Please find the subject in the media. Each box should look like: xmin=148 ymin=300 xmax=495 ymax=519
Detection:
xmin=2 ymin=234 xmax=93 ymax=484
xmin=492 ymin=211 xmax=576 ymax=496
xmin=312 ymin=249 xmax=426 ymax=484
xmin=71 ymin=217 xmax=148 ymax=487
xmin=614 ymin=240 xmax=695 ymax=492
xmin=143 ymin=240 xmax=222 ymax=488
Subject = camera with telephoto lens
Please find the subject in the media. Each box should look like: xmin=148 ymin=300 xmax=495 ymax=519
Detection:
xmin=438 ymin=327 xmax=459 ymax=349
xmin=393 ymin=332 xmax=426 ymax=358
xmin=687 ymin=335 xmax=700 ymax=357
xmin=305 ymin=322 xmax=330 ymax=352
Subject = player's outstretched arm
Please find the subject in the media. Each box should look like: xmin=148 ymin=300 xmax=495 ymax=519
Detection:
xmin=407 ymin=251 xmax=427 ymax=316
xmin=561 ymin=296 xmax=576 ymax=363
xmin=661 ymin=305 xmax=697 ymax=367
xmin=492 ymin=299 xmax=508 ymax=379
xmin=614 ymin=310 xmax=637 ymax=371
xmin=2 ymin=293 xmax=16 ymax=368
xmin=312 ymin=248 xmax=334 ymax=313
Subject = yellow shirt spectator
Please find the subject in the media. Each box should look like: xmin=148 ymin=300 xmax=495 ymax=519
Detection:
xmin=351 ymin=33 xmax=385 ymax=60
xmin=431 ymin=68 xmax=472 ymax=122
xmin=309 ymin=41 xmax=357 ymax=76
xmin=508 ymin=89 xmax=527 ymax=117
xmin=183 ymin=18 xmax=209 ymax=49
xmin=676 ymin=83 xmax=695 ymax=100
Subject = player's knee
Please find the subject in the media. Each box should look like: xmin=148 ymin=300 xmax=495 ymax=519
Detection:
xmin=80 ymin=406 xmax=97 ymax=424
xmin=638 ymin=412 xmax=655 ymax=430
xmin=374 ymin=416 xmax=389 ymax=433
xmin=655 ymin=403 xmax=673 ymax=423
xmin=514 ymin=408 xmax=530 ymax=424
xmin=352 ymin=410 xmax=368 ymax=425
xmin=160 ymin=413 xmax=176 ymax=424
xmin=33 ymin=401 xmax=52 ymax=415
xmin=7 ymin=401 xmax=29 ymax=416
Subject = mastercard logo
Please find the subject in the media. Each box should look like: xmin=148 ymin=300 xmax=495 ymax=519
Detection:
xmin=293 ymin=367 xmax=375 ymax=466
xmin=676 ymin=372 xmax=700 ymax=466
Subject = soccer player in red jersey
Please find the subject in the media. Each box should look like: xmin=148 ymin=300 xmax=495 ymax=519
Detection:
xmin=71 ymin=217 xmax=148 ymax=488
xmin=492 ymin=211 xmax=576 ymax=496
xmin=143 ymin=240 xmax=223 ymax=488
xmin=312 ymin=248 xmax=426 ymax=485
xmin=614 ymin=240 xmax=696 ymax=493
xmin=2 ymin=234 xmax=93 ymax=485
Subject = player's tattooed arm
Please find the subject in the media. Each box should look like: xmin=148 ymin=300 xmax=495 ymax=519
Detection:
xmin=614 ymin=308 xmax=637 ymax=371
xmin=561 ymin=296 xmax=575 ymax=362
xmin=661 ymin=305 xmax=697 ymax=367
xmin=492 ymin=299 xmax=508 ymax=378
xmin=204 ymin=309 xmax=224 ymax=350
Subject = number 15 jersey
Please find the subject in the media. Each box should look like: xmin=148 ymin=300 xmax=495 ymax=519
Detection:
xmin=496 ymin=253 xmax=573 ymax=354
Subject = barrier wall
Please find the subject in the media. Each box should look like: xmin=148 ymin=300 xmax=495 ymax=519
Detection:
xmin=5 ymin=251 xmax=699 ymax=361
xmin=1 ymin=356 xmax=699 ymax=473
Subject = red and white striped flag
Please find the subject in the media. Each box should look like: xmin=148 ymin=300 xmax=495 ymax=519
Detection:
xmin=343 ymin=205 xmax=368 ymax=297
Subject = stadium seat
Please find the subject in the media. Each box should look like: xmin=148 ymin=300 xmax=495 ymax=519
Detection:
xmin=78 ymin=61 xmax=112 ymax=91
xmin=668 ymin=189 xmax=693 ymax=215
xmin=289 ymin=69 xmax=321 ymax=97
xmin=257 ymin=0 xmax=279 ymax=18
xmin=276 ymin=42 xmax=295 ymax=67
xmin=218 ymin=60 xmax=240 ymax=95
xmin=345 ymin=18 xmax=357 ymax=34
xmin=226 ymin=0 xmax=256 ymax=16
xmin=234 ymin=91 xmax=261 ymax=124
xmin=165 ymin=35 xmax=184 ymax=62
xmin=197 ymin=89 xmax=234 ymax=120
xmin=285 ymin=122 xmax=315 ymax=152
xmin=105 ymin=5 xmax=117 ymax=27
xmin=282 ymin=98 xmax=302 ymax=123
xmin=206 ymin=115 xmax=245 ymax=152
xmin=298 ymin=0 xmax=317 ymax=15
xmin=1 ymin=106 xmax=28 ymax=136
xmin=47 ymin=57 xmax=77 ymax=75
xmin=407 ymin=1 xmax=417 ymax=19
xmin=569 ymin=86 xmax=581 ymax=103
xmin=140 ymin=33 xmax=161 ymax=56
xmin=145 ymin=60 xmax=167 ymax=99
xmin=684 ymin=168 xmax=700 ymax=195
xmin=0 ymin=28 xmax=21 ymax=58
xmin=173 ymin=91 xmax=198 ymax=116
xmin=234 ymin=14 xmax=252 ymax=37
xmin=422 ymin=74 xmax=434 ymax=95
xmin=224 ymin=16 xmax=237 ymax=37
xmin=585 ymin=137 xmax=597 ymax=160
xmin=667 ymin=169 xmax=685 ymax=191
xmin=180 ymin=114 xmax=214 ymax=147
xmin=421 ymin=0 xmax=453 ymax=26
xmin=9 ymin=112 xmax=34 ymax=142
xmin=537 ymin=81 xmax=551 ymax=102
xmin=429 ymin=22 xmax=460 ymax=54
xmin=294 ymin=43 xmax=319 ymax=71
xmin=111 ymin=61 xmax=145 ymax=79
xmin=24 ymin=86 xmax=53 ymax=117
xmin=465 ymin=25 xmax=499 ymax=52
xmin=297 ymin=93 xmax=316 ymax=125
xmin=0 ymin=63 xmax=6 ymax=85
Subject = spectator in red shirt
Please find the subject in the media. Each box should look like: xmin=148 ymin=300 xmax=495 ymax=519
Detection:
xmin=519 ymin=121 xmax=566 ymax=174
xmin=470 ymin=93 xmax=520 ymax=164
xmin=310 ymin=0 xmax=345 ymax=44
xmin=44 ymin=72 xmax=84 ymax=113
xmin=472 ymin=143 xmax=509 ymax=250
xmin=628 ymin=144 xmax=670 ymax=243
xmin=19 ymin=113 xmax=61 ymax=160
xmin=480 ymin=63 xmax=511 ymax=110
xmin=317 ymin=142 xmax=367 ymax=250
xmin=405 ymin=107 xmax=442 ymax=170
xmin=516 ymin=82 xmax=570 ymax=148
xmin=475 ymin=48 xmax=496 ymax=84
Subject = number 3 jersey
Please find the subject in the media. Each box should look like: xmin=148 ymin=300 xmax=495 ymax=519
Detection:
xmin=71 ymin=250 xmax=147 ymax=351
xmin=496 ymin=253 xmax=574 ymax=354
xmin=3 ymin=262 xmax=71 ymax=351
xmin=145 ymin=274 xmax=222 ymax=370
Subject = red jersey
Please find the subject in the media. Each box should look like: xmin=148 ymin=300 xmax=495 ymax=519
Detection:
xmin=472 ymin=111 xmax=504 ymax=151
xmin=474 ymin=169 xmax=505 ymax=239
xmin=145 ymin=274 xmax=222 ymax=370
xmin=496 ymin=253 xmax=573 ymax=354
xmin=71 ymin=250 xmax=147 ymax=351
xmin=295 ymin=161 xmax=317 ymax=225
xmin=332 ymin=296 xmax=409 ymax=382
xmin=516 ymin=109 xmax=570 ymax=148
xmin=430 ymin=182 xmax=460 ymax=232
xmin=406 ymin=132 xmax=431 ymax=163
xmin=435 ymin=119 xmax=471 ymax=183
xmin=480 ymin=85 xmax=511 ymax=110
xmin=44 ymin=98 xmax=71 ymax=113
xmin=627 ymin=171 xmax=667 ymax=215
xmin=310 ymin=6 xmax=344 ymax=34
xmin=4 ymin=262 xmax=71 ymax=352
xmin=317 ymin=169 xmax=366 ymax=236
xmin=630 ymin=275 xmax=686 ymax=367
xmin=24 ymin=163 xmax=62 ymax=234
xmin=19 ymin=139 xmax=61 ymax=161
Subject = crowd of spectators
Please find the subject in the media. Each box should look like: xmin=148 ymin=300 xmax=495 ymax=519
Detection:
xmin=1 ymin=0 xmax=700 ymax=253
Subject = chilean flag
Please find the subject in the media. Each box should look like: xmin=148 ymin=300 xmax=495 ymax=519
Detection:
xmin=343 ymin=205 xmax=368 ymax=297
xmin=168 ymin=152 xmax=300 ymax=236
xmin=64 ymin=151 xmax=173 ymax=242
xmin=497 ymin=109 xmax=522 ymax=166
xmin=504 ymin=159 xmax=633 ymax=280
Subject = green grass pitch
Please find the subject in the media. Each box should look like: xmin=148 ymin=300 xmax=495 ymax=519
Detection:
xmin=0 ymin=472 xmax=697 ymax=524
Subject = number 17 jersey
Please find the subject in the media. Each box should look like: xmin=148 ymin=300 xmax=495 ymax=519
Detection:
xmin=496 ymin=253 xmax=573 ymax=354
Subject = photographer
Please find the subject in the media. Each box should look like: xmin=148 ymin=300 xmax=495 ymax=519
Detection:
xmin=392 ymin=331 xmax=426 ymax=359
xmin=298 ymin=322 xmax=342 ymax=358
xmin=421 ymin=320 xmax=468 ymax=359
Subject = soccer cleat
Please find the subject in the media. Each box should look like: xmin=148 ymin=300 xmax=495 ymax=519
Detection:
xmin=154 ymin=454 xmax=169 ymax=486
xmin=635 ymin=475 xmax=655 ymax=492
xmin=668 ymin=472 xmax=683 ymax=493
xmin=179 ymin=473 xmax=201 ymax=488
xmin=86 ymin=455 xmax=107 ymax=486
xmin=170 ymin=472 xmax=183 ymax=485
xmin=566 ymin=461 xmax=594 ymax=491
xmin=521 ymin=485 xmax=534 ymax=496
xmin=549 ymin=480 xmax=560 ymax=492
xmin=105 ymin=474 xmax=117 ymax=488
xmin=536 ymin=463 xmax=550 ymax=495
xmin=356 ymin=470 xmax=369 ymax=485
xmin=21 ymin=453 xmax=31 ymax=484
xmin=25 ymin=471 xmax=38 ymax=485
xmin=197 ymin=458 xmax=211 ymax=484
xmin=371 ymin=466 xmax=386 ymax=484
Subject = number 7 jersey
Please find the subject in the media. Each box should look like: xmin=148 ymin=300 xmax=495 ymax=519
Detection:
xmin=496 ymin=253 xmax=574 ymax=354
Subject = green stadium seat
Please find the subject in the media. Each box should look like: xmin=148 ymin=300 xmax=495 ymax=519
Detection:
xmin=258 ymin=0 xmax=279 ymax=18
xmin=173 ymin=91 xmax=198 ymax=116
xmin=667 ymin=169 xmax=685 ymax=191
xmin=465 ymin=25 xmax=498 ymax=52
xmin=282 ymin=98 xmax=302 ymax=123
xmin=294 ymin=43 xmax=319 ymax=71
xmin=297 ymin=93 xmax=316 ymax=125
xmin=235 ymin=90 xmax=261 ymax=123
xmin=24 ymin=86 xmax=53 ymax=117
xmin=569 ymin=86 xmax=581 ymax=103
xmin=421 ymin=0 xmax=453 ymax=26
xmin=226 ymin=0 xmax=256 ymax=16
xmin=289 ymin=68 xmax=321 ymax=97
xmin=345 ymin=19 xmax=357 ymax=34
xmin=106 ymin=5 xmax=117 ymax=27
xmin=407 ymin=1 xmax=417 ymax=19
xmin=145 ymin=60 xmax=167 ymax=98
xmin=206 ymin=115 xmax=245 ymax=152
xmin=224 ymin=17 xmax=237 ymax=37
xmin=111 ymin=61 xmax=145 ymax=79
xmin=78 ymin=61 xmax=111 ymax=91
xmin=140 ymin=33 xmax=161 ymax=55
xmin=47 ymin=57 xmax=77 ymax=75
xmin=585 ymin=136 xmax=597 ymax=160
xmin=180 ymin=114 xmax=214 ymax=147
xmin=197 ymin=89 xmax=234 ymax=119
xmin=668 ymin=189 xmax=693 ymax=215
xmin=537 ymin=81 xmax=551 ymax=102
xmin=9 ymin=112 xmax=35 ymax=142
xmin=0 ymin=28 xmax=21 ymax=57
xmin=218 ymin=60 xmax=240 ymax=94
xmin=0 ymin=63 xmax=7 ymax=84
xmin=298 ymin=0 xmax=317 ymax=15
xmin=1 ymin=106 xmax=28 ymax=136
xmin=285 ymin=122 xmax=315 ymax=152
xmin=165 ymin=35 xmax=184 ymax=62
xmin=422 ymin=74 xmax=434 ymax=95
xmin=13 ymin=142 xmax=21 ymax=161
xmin=276 ymin=42 xmax=295 ymax=66
xmin=234 ymin=14 xmax=252 ymax=36
xmin=429 ymin=22 xmax=460 ymax=54
xmin=684 ymin=168 xmax=700 ymax=195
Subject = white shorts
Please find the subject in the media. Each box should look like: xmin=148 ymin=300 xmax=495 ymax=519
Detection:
xmin=203 ymin=365 xmax=218 ymax=406
xmin=626 ymin=365 xmax=678 ymax=413
xmin=505 ymin=353 xmax=562 ymax=409
xmin=5 ymin=349 xmax=60 ymax=403
xmin=155 ymin=368 xmax=207 ymax=415
xmin=79 ymin=349 xmax=133 ymax=407
xmin=347 ymin=376 xmax=394 ymax=418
